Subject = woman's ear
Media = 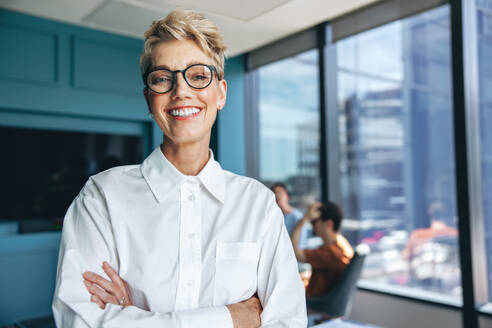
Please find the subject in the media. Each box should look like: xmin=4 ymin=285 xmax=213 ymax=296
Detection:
xmin=217 ymin=79 xmax=227 ymax=110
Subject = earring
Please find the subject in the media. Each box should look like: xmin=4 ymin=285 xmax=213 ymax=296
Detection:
xmin=148 ymin=112 xmax=154 ymax=119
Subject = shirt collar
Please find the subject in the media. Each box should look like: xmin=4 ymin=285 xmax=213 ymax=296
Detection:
xmin=141 ymin=147 xmax=225 ymax=204
xmin=197 ymin=151 xmax=226 ymax=204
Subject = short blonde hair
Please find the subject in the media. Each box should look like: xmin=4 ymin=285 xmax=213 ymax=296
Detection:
xmin=140 ymin=9 xmax=227 ymax=80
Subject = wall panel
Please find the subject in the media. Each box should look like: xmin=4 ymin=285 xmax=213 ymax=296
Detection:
xmin=0 ymin=9 xmax=148 ymax=122
xmin=0 ymin=232 xmax=60 ymax=326
xmin=0 ymin=23 xmax=57 ymax=84
xmin=72 ymin=37 xmax=142 ymax=95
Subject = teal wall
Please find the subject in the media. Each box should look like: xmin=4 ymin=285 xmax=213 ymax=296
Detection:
xmin=0 ymin=232 xmax=61 ymax=325
xmin=219 ymin=56 xmax=246 ymax=175
xmin=0 ymin=11 xmax=150 ymax=122
xmin=0 ymin=8 xmax=245 ymax=325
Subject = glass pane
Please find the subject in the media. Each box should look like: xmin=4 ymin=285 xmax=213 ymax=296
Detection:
xmin=336 ymin=5 xmax=461 ymax=302
xmin=476 ymin=0 xmax=492 ymax=302
xmin=257 ymin=49 xmax=321 ymax=206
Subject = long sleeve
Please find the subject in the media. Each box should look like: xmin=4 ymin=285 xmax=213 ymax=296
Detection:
xmin=256 ymin=198 xmax=307 ymax=327
xmin=52 ymin=179 xmax=233 ymax=328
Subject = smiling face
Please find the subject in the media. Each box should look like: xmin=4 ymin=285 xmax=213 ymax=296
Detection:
xmin=144 ymin=39 xmax=227 ymax=146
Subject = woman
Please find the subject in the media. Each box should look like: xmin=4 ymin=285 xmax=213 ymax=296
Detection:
xmin=52 ymin=9 xmax=306 ymax=328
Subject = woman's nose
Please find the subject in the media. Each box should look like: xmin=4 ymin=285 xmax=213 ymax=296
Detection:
xmin=172 ymin=73 xmax=192 ymax=99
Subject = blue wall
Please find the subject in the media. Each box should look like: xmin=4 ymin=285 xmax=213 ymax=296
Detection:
xmin=219 ymin=56 xmax=246 ymax=175
xmin=0 ymin=232 xmax=61 ymax=324
xmin=0 ymin=9 xmax=245 ymax=325
xmin=0 ymin=11 xmax=149 ymax=122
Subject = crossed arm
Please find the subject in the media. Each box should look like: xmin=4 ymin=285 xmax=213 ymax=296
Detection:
xmin=83 ymin=261 xmax=262 ymax=327
xmin=54 ymin=183 xmax=306 ymax=327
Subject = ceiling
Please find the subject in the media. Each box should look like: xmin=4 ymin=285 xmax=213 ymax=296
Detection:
xmin=0 ymin=0 xmax=381 ymax=56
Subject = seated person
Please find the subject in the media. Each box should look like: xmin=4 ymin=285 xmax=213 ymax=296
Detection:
xmin=271 ymin=183 xmax=303 ymax=235
xmin=271 ymin=182 xmax=310 ymax=248
xmin=402 ymin=220 xmax=458 ymax=261
xmin=291 ymin=201 xmax=354 ymax=298
xmin=402 ymin=201 xmax=458 ymax=261
xmin=401 ymin=201 xmax=458 ymax=286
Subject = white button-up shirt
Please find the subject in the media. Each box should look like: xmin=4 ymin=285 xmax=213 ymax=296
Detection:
xmin=52 ymin=147 xmax=307 ymax=327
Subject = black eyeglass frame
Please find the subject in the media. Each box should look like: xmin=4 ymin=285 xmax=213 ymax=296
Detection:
xmin=143 ymin=64 xmax=218 ymax=94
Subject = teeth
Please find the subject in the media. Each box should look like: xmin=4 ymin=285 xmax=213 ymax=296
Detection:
xmin=169 ymin=108 xmax=201 ymax=117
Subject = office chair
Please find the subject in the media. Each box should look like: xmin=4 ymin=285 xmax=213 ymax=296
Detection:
xmin=306 ymin=250 xmax=366 ymax=318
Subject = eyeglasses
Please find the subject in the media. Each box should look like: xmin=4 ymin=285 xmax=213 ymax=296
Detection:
xmin=143 ymin=64 xmax=217 ymax=94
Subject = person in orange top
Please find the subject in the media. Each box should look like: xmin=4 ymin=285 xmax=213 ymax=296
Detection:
xmin=291 ymin=201 xmax=354 ymax=298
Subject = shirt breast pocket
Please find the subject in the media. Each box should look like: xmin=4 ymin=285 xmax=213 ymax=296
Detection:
xmin=213 ymin=241 xmax=260 ymax=306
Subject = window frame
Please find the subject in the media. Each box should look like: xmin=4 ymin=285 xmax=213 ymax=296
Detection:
xmin=459 ymin=0 xmax=492 ymax=315
xmin=244 ymin=0 xmax=492 ymax=326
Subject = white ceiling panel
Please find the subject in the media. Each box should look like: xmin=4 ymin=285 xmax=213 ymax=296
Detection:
xmin=83 ymin=0 xmax=177 ymax=38
xmin=0 ymin=0 xmax=104 ymax=23
xmin=0 ymin=0 xmax=382 ymax=56
xmin=156 ymin=0 xmax=292 ymax=22
xmin=229 ymin=0 xmax=383 ymax=54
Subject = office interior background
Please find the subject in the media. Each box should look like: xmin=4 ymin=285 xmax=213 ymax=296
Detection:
xmin=0 ymin=0 xmax=491 ymax=327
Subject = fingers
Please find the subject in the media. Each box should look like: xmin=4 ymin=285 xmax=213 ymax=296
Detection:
xmin=90 ymin=294 xmax=105 ymax=309
xmin=103 ymin=262 xmax=133 ymax=307
xmin=103 ymin=262 xmax=126 ymax=290
xmin=122 ymin=280 xmax=134 ymax=306
xmin=83 ymin=271 xmax=114 ymax=294
xmin=84 ymin=280 xmax=118 ymax=305
xmin=83 ymin=262 xmax=132 ymax=308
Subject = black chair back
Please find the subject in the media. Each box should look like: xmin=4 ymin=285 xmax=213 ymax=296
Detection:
xmin=306 ymin=250 xmax=366 ymax=318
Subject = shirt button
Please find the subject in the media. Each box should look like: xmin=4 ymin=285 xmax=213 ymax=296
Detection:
xmin=187 ymin=280 xmax=193 ymax=287
xmin=188 ymin=194 xmax=194 ymax=201
xmin=188 ymin=233 xmax=195 ymax=239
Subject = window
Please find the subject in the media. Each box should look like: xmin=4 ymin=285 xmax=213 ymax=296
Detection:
xmin=335 ymin=5 xmax=461 ymax=303
xmin=246 ymin=0 xmax=492 ymax=318
xmin=476 ymin=0 xmax=492 ymax=303
xmin=256 ymin=49 xmax=321 ymax=206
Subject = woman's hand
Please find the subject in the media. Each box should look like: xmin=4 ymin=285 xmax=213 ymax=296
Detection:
xmin=226 ymin=294 xmax=263 ymax=328
xmin=83 ymin=261 xmax=133 ymax=309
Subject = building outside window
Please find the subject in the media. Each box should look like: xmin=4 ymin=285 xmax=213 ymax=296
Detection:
xmin=476 ymin=0 xmax=492 ymax=303
xmin=256 ymin=49 xmax=321 ymax=207
xmin=247 ymin=0 xmax=492 ymax=314
xmin=335 ymin=5 xmax=461 ymax=303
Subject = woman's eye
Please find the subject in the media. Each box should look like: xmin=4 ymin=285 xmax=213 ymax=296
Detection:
xmin=152 ymin=76 xmax=172 ymax=84
xmin=191 ymin=74 xmax=207 ymax=81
